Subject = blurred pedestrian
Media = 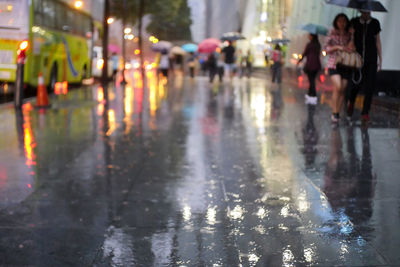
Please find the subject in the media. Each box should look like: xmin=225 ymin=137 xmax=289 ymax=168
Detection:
xmin=271 ymin=44 xmax=283 ymax=84
xmin=215 ymin=47 xmax=225 ymax=82
xmin=264 ymin=49 xmax=269 ymax=66
xmin=111 ymin=52 xmax=119 ymax=82
xmin=207 ymin=52 xmax=218 ymax=83
xmin=324 ymin=13 xmax=354 ymax=123
xmin=222 ymin=41 xmax=236 ymax=80
xmin=245 ymin=50 xmax=254 ymax=78
xmin=346 ymin=10 xmax=382 ymax=122
xmin=297 ymin=34 xmax=322 ymax=105
xmin=187 ymin=52 xmax=197 ymax=78
xmin=158 ymin=49 xmax=170 ymax=79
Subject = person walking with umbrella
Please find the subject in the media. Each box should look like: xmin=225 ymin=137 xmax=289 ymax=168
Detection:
xmin=222 ymin=41 xmax=237 ymax=81
xmin=324 ymin=13 xmax=355 ymax=123
xmin=297 ymin=34 xmax=322 ymax=105
xmin=271 ymin=44 xmax=283 ymax=85
xmin=346 ymin=10 xmax=383 ymax=122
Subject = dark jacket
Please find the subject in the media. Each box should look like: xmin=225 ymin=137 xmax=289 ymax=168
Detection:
xmin=302 ymin=42 xmax=321 ymax=72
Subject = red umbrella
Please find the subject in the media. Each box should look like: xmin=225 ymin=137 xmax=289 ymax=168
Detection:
xmin=198 ymin=38 xmax=221 ymax=54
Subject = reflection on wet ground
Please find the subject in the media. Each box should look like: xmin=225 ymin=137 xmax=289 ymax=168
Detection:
xmin=0 ymin=70 xmax=400 ymax=266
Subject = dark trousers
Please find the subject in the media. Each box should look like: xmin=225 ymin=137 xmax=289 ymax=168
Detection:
xmin=189 ymin=67 xmax=195 ymax=78
xmin=306 ymin=70 xmax=318 ymax=97
xmin=348 ymin=63 xmax=377 ymax=115
xmin=209 ymin=67 xmax=217 ymax=83
xmin=218 ymin=66 xmax=224 ymax=81
xmin=272 ymin=62 xmax=282 ymax=84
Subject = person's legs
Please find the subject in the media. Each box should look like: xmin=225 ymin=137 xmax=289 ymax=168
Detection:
xmin=331 ymin=74 xmax=342 ymax=115
xmin=337 ymin=78 xmax=348 ymax=114
xmin=271 ymin=63 xmax=277 ymax=83
xmin=189 ymin=67 xmax=194 ymax=78
xmin=209 ymin=68 xmax=216 ymax=83
xmin=361 ymin=63 xmax=377 ymax=116
xmin=307 ymin=71 xmax=318 ymax=96
xmin=218 ymin=67 xmax=224 ymax=82
xmin=277 ymin=64 xmax=282 ymax=84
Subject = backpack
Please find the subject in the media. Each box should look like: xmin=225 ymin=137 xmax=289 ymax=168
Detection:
xmin=272 ymin=50 xmax=281 ymax=63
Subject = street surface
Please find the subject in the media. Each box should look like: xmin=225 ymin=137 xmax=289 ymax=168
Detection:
xmin=0 ymin=70 xmax=399 ymax=266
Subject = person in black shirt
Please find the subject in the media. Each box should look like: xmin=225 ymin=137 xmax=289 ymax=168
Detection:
xmin=222 ymin=42 xmax=236 ymax=80
xmin=347 ymin=10 xmax=382 ymax=122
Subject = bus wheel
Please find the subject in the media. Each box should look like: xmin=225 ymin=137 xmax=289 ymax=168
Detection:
xmin=49 ymin=65 xmax=58 ymax=93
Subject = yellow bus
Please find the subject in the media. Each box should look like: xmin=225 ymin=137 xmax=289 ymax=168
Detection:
xmin=0 ymin=0 xmax=93 ymax=93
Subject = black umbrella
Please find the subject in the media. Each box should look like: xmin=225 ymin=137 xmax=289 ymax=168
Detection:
xmin=325 ymin=0 xmax=388 ymax=12
xmin=221 ymin=32 xmax=245 ymax=41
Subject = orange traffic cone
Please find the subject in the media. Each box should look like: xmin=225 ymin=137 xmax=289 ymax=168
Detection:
xmin=36 ymin=72 xmax=50 ymax=107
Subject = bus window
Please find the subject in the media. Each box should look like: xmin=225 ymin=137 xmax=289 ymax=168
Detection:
xmin=55 ymin=3 xmax=68 ymax=32
xmin=33 ymin=0 xmax=43 ymax=27
xmin=0 ymin=0 xmax=29 ymax=33
xmin=42 ymin=0 xmax=56 ymax=30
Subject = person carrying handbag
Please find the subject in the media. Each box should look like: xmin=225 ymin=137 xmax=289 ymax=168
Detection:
xmin=346 ymin=10 xmax=382 ymax=122
xmin=324 ymin=13 xmax=355 ymax=123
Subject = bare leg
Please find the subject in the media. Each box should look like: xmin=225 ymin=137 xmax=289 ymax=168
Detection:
xmin=330 ymin=74 xmax=342 ymax=113
xmin=337 ymin=78 xmax=348 ymax=113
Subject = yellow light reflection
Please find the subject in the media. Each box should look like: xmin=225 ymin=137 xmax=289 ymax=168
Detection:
xmin=124 ymin=85 xmax=133 ymax=115
xmin=106 ymin=109 xmax=117 ymax=136
xmin=124 ymin=85 xmax=134 ymax=134
xmin=22 ymin=104 xmax=36 ymax=167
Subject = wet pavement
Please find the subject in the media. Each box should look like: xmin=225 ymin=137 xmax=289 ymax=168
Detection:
xmin=0 ymin=70 xmax=400 ymax=266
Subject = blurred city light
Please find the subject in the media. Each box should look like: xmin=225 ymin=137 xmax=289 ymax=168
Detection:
xmin=134 ymin=49 xmax=141 ymax=55
xmin=107 ymin=17 xmax=115 ymax=24
xmin=124 ymin=28 xmax=132 ymax=34
xmin=74 ymin=0 xmax=83 ymax=9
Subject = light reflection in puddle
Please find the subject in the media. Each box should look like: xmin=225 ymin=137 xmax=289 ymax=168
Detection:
xmin=248 ymin=253 xmax=260 ymax=266
xmin=256 ymin=207 xmax=268 ymax=219
xmin=253 ymin=225 xmax=266 ymax=234
xmin=304 ymin=247 xmax=315 ymax=263
xmin=206 ymin=206 xmax=217 ymax=225
xmin=280 ymin=204 xmax=290 ymax=217
xmin=282 ymin=249 xmax=295 ymax=267
xmin=229 ymin=205 xmax=244 ymax=220
xmin=183 ymin=205 xmax=191 ymax=221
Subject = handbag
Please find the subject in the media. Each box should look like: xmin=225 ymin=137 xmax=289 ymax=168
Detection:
xmin=335 ymin=51 xmax=363 ymax=69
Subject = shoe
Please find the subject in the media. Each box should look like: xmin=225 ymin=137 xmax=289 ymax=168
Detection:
xmin=309 ymin=96 xmax=318 ymax=105
xmin=305 ymin=94 xmax=310 ymax=104
xmin=361 ymin=114 xmax=370 ymax=122
xmin=331 ymin=113 xmax=339 ymax=123
xmin=305 ymin=94 xmax=317 ymax=105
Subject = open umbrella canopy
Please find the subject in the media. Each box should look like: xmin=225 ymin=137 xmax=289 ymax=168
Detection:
xmin=108 ymin=44 xmax=120 ymax=53
xmin=269 ymin=38 xmax=291 ymax=44
xmin=181 ymin=43 xmax=198 ymax=53
xmin=170 ymin=46 xmax=186 ymax=55
xmin=198 ymin=38 xmax=221 ymax=54
xmin=325 ymin=0 xmax=388 ymax=12
xmin=302 ymin=23 xmax=329 ymax=36
xmin=221 ymin=32 xmax=245 ymax=41
xmin=152 ymin=41 xmax=173 ymax=52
